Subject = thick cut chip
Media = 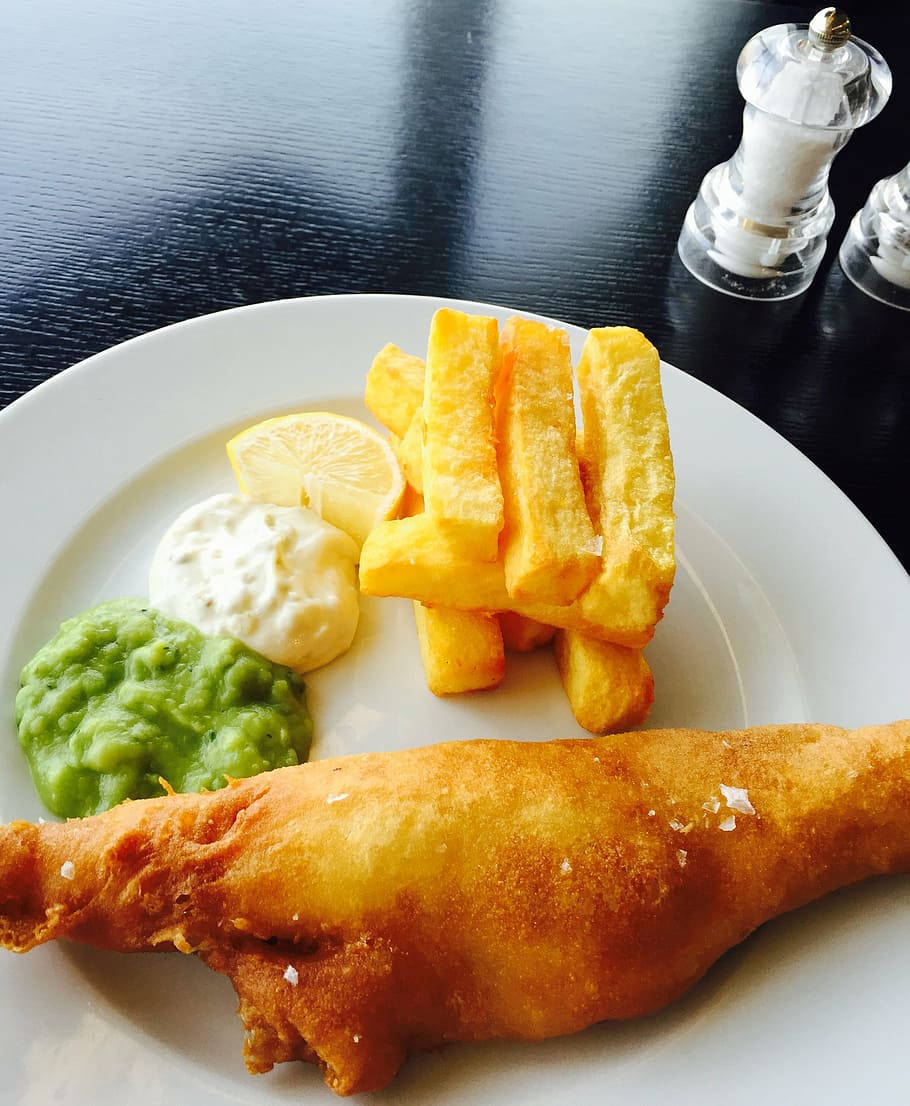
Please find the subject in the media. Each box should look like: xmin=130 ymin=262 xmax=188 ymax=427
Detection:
xmin=397 ymin=481 xmax=425 ymax=520
xmin=496 ymin=317 xmax=599 ymax=605
xmin=499 ymin=612 xmax=555 ymax=653
xmin=360 ymin=515 xmax=650 ymax=647
xmin=361 ymin=515 xmax=509 ymax=611
xmin=393 ymin=410 xmax=425 ymax=494
xmin=397 ymin=483 xmax=502 ymax=693
xmin=423 ymin=310 xmax=503 ymax=560
xmin=413 ymin=604 xmax=505 ymax=695
xmin=365 ymin=344 xmax=426 ymax=438
xmin=575 ymin=327 xmax=675 ymax=640
xmin=554 ymin=630 xmax=654 ymax=734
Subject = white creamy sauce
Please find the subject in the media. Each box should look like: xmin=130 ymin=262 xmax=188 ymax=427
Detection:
xmin=149 ymin=493 xmax=360 ymax=672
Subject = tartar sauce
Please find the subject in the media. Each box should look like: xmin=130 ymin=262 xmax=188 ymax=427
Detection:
xmin=149 ymin=493 xmax=360 ymax=672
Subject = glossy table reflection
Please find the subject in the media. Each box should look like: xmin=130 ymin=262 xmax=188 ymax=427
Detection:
xmin=1 ymin=0 xmax=908 ymax=568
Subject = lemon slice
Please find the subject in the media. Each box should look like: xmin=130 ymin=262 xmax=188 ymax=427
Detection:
xmin=226 ymin=412 xmax=404 ymax=549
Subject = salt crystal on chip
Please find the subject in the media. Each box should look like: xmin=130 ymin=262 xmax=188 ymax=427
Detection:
xmin=326 ymin=793 xmax=349 ymax=804
xmin=60 ymin=861 xmax=75 ymax=881
xmin=284 ymin=965 xmax=299 ymax=986
xmin=719 ymin=815 xmax=736 ymax=832
xmin=560 ymin=858 xmax=572 ymax=874
xmin=676 ymin=849 xmax=688 ymax=868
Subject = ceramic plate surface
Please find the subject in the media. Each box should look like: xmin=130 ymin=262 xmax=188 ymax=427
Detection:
xmin=1 ymin=294 xmax=907 ymax=1105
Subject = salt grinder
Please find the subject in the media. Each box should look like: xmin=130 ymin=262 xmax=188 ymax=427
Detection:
xmin=677 ymin=8 xmax=891 ymax=300
xmin=839 ymin=159 xmax=910 ymax=311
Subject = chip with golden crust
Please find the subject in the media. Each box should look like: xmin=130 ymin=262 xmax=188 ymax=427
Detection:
xmin=423 ymin=309 xmax=503 ymax=560
xmin=496 ymin=317 xmax=599 ymax=605
xmin=365 ymin=343 xmax=425 ymax=438
xmin=499 ymin=611 xmax=555 ymax=652
xmin=575 ymin=326 xmax=675 ymax=638
xmin=393 ymin=408 xmax=424 ymax=493
xmin=360 ymin=513 xmax=654 ymax=648
xmin=553 ymin=628 xmax=653 ymax=733
xmin=413 ymin=603 xmax=505 ymax=695
xmin=394 ymin=478 xmax=502 ymax=695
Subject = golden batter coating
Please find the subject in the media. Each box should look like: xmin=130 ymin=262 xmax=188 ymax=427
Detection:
xmin=2 ymin=721 xmax=910 ymax=1095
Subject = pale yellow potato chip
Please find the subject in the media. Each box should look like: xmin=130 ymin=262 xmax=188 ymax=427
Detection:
xmin=396 ymin=478 xmax=502 ymax=693
xmin=553 ymin=630 xmax=654 ymax=734
xmin=397 ymin=481 xmax=425 ymax=520
xmin=497 ymin=317 xmax=599 ymax=605
xmin=413 ymin=603 xmax=505 ymax=695
xmin=360 ymin=514 xmax=509 ymax=609
xmin=575 ymin=327 xmax=675 ymax=640
xmin=393 ymin=410 xmax=424 ymax=494
xmin=365 ymin=344 xmax=426 ymax=438
xmin=359 ymin=514 xmax=651 ymax=648
xmin=499 ymin=612 xmax=555 ymax=653
xmin=423 ymin=309 xmax=503 ymax=560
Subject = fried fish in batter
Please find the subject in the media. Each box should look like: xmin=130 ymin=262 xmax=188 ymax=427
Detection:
xmin=2 ymin=720 xmax=910 ymax=1095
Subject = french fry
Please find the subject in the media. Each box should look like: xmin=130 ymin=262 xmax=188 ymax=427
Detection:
xmin=394 ymin=410 xmax=424 ymax=494
xmin=413 ymin=603 xmax=505 ymax=695
xmin=396 ymin=481 xmax=503 ymax=693
xmin=359 ymin=514 xmax=652 ymax=647
xmin=497 ymin=317 xmax=599 ymax=605
xmin=365 ymin=344 xmax=425 ymax=438
xmin=361 ymin=513 xmax=509 ymax=609
xmin=397 ymin=481 xmax=425 ymax=520
xmin=423 ymin=309 xmax=503 ymax=560
xmin=366 ymin=344 xmax=425 ymax=493
xmin=499 ymin=612 xmax=555 ymax=653
xmin=553 ymin=629 xmax=654 ymax=734
xmin=574 ymin=327 xmax=675 ymax=640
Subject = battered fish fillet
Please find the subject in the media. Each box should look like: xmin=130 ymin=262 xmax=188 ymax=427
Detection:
xmin=2 ymin=721 xmax=910 ymax=1095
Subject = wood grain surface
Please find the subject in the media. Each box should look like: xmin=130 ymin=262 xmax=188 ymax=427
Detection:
xmin=1 ymin=0 xmax=908 ymax=566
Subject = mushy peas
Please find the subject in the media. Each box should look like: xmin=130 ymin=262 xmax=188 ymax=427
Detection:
xmin=16 ymin=598 xmax=313 ymax=818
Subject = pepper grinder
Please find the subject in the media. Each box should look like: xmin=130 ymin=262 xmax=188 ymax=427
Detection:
xmin=677 ymin=8 xmax=891 ymax=300
xmin=839 ymin=159 xmax=910 ymax=310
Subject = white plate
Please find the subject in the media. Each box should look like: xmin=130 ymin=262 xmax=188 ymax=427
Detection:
xmin=0 ymin=294 xmax=907 ymax=1105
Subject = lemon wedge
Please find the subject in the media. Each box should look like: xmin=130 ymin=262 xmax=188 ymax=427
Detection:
xmin=226 ymin=412 xmax=404 ymax=550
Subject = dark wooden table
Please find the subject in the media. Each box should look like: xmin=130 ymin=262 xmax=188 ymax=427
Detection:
xmin=2 ymin=0 xmax=908 ymax=569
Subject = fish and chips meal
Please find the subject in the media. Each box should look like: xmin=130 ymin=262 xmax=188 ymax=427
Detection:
xmin=3 ymin=306 xmax=908 ymax=1098
xmin=3 ymin=721 xmax=910 ymax=1095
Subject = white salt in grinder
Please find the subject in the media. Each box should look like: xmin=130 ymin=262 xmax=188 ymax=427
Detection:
xmin=839 ymin=159 xmax=910 ymax=311
xmin=677 ymin=8 xmax=891 ymax=300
